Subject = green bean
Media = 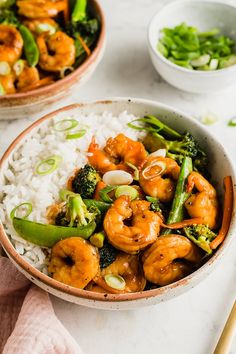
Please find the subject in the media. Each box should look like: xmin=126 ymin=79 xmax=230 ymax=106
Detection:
xmin=162 ymin=156 xmax=192 ymax=235
xmin=19 ymin=25 xmax=39 ymax=67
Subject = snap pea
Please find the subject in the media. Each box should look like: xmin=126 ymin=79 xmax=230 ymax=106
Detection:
xmin=19 ymin=25 xmax=39 ymax=67
xmin=72 ymin=0 xmax=87 ymax=22
xmin=83 ymin=199 xmax=111 ymax=214
xmin=162 ymin=156 xmax=192 ymax=235
xmin=12 ymin=217 xmax=96 ymax=247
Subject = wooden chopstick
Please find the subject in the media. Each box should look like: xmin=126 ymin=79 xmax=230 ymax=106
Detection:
xmin=214 ymin=301 xmax=236 ymax=354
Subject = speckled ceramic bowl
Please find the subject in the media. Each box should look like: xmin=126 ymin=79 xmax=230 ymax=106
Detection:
xmin=0 ymin=98 xmax=235 ymax=310
xmin=148 ymin=0 xmax=236 ymax=93
xmin=0 ymin=0 xmax=106 ymax=120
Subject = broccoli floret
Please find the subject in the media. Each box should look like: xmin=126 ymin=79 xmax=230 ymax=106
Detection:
xmin=146 ymin=196 xmax=162 ymax=213
xmin=184 ymin=224 xmax=217 ymax=254
xmin=66 ymin=194 xmax=97 ymax=227
xmin=72 ymin=164 xmax=100 ymax=199
xmin=55 ymin=211 xmax=69 ymax=226
xmin=0 ymin=8 xmax=19 ymax=25
xmin=99 ymin=242 xmax=118 ymax=269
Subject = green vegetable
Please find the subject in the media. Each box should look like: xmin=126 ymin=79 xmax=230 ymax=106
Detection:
xmin=0 ymin=83 xmax=5 ymax=95
xmin=54 ymin=119 xmax=78 ymax=132
xmin=115 ymin=186 xmax=138 ymax=200
xmin=0 ymin=61 xmax=11 ymax=75
xmin=66 ymin=194 xmax=97 ymax=227
xmin=72 ymin=164 xmax=101 ymax=199
xmin=83 ymin=199 xmax=110 ymax=214
xmin=13 ymin=59 xmax=25 ymax=76
xmin=72 ymin=0 xmax=87 ymax=22
xmin=130 ymin=115 xmax=207 ymax=174
xmin=162 ymin=156 xmax=192 ymax=235
xmin=0 ymin=0 xmax=15 ymax=8
xmin=90 ymin=231 xmax=105 ymax=248
xmin=201 ymin=114 xmax=218 ymax=125
xmin=0 ymin=8 xmax=19 ymax=26
xmin=184 ymin=224 xmax=217 ymax=254
xmin=158 ymin=22 xmax=236 ymax=71
xmin=66 ymin=129 xmax=86 ymax=140
xmin=99 ymin=242 xmax=118 ymax=269
xmin=10 ymin=202 xmax=33 ymax=220
xmin=36 ymin=23 xmax=56 ymax=35
xmin=99 ymin=185 xmax=117 ymax=203
xmin=228 ymin=117 xmax=236 ymax=127
xmin=35 ymin=155 xmax=62 ymax=176
xmin=12 ymin=217 xmax=96 ymax=247
xmin=146 ymin=196 xmax=162 ymax=213
xmin=104 ymin=274 xmax=126 ymax=290
xmin=19 ymin=25 xmax=39 ymax=67
xmin=125 ymin=162 xmax=139 ymax=180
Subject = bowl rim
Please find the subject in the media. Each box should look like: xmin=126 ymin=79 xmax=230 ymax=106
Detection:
xmin=148 ymin=0 xmax=236 ymax=76
xmin=0 ymin=0 xmax=106 ymax=101
xmin=0 ymin=97 xmax=235 ymax=303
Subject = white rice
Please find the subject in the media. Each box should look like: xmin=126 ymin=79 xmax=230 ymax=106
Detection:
xmin=0 ymin=111 xmax=144 ymax=273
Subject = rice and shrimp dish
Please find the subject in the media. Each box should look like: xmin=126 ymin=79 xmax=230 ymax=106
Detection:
xmin=0 ymin=111 xmax=233 ymax=294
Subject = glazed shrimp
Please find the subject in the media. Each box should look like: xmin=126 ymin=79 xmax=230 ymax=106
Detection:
xmin=88 ymin=134 xmax=147 ymax=174
xmin=143 ymin=235 xmax=202 ymax=286
xmin=103 ymin=196 xmax=162 ymax=254
xmin=94 ymin=253 xmax=146 ymax=293
xmin=17 ymin=0 xmax=66 ymax=18
xmin=139 ymin=156 xmax=180 ymax=202
xmin=16 ymin=61 xmax=40 ymax=91
xmin=0 ymin=73 xmax=16 ymax=94
xmin=37 ymin=31 xmax=75 ymax=72
xmin=48 ymin=237 xmax=99 ymax=289
xmin=0 ymin=25 xmax=23 ymax=64
xmin=184 ymin=171 xmax=219 ymax=229
xmin=23 ymin=18 xmax=58 ymax=35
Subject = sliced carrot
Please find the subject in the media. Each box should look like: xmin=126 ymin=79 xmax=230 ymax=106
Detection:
xmin=161 ymin=217 xmax=204 ymax=229
xmin=63 ymin=0 xmax=69 ymax=23
xmin=94 ymin=181 xmax=106 ymax=200
xmin=20 ymin=76 xmax=54 ymax=92
xmin=78 ymin=35 xmax=91 ymax=56
xmin=210 ymin=176 xmax=234 ymax=250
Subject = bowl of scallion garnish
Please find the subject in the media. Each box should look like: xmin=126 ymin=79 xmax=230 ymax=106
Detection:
xmin=148 ymin=0 xmax=236 ymax=93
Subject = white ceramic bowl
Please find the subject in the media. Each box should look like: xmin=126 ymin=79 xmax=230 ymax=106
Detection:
xmin=0 ymin=98 xmax=235 ymax=310
xmin=148 ymin=0 xmax=236 ymax=93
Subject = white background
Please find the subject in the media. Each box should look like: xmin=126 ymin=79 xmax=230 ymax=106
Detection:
xmin=1 ymin=1 xmax=236 ymax=353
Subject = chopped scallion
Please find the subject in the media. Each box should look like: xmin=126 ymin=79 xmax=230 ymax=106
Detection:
xmin=35 ymin=155 xmax=62 ymax=176
xmin=10 ymin=202 xmax=33 ymax=220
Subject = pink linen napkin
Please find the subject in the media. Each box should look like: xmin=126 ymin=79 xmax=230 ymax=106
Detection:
xmin=0 ymin=256 xmax=83 ymax=354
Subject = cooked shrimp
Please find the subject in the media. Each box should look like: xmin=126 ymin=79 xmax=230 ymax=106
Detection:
xmin=103 ymin=196 xmax=162 ymax=254
xmin=37 ymin=31 xmax=75 ymax=72
xmin=184 ymin=171 xmax=219 ymax=229
xmin=0 ymin=25 xmax=23 ymax=64
xmin=16 ymin=61 xmax=40 ymax=91
xmin=17 ymin=0 xmax=66 ymax=18
xmin=48 ymin=237 xmax=99 ymax=289
xmin=139 ymin=156 xmax=180 ymax=202
xmin=0 ymin=73 xmax=16 ymax=94
xmin=23 ymin=18 xmax=58 ymax=35
xmin=88 ymin=134 xmax=147 ymax=174
xmin=143 ymin=235 xmax=202 ymax=286
xmin=94 ymin=253 xmax=146 ymax=293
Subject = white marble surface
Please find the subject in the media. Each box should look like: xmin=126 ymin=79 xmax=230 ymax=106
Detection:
xmin=1 ymin=1 xmax=236 ymax=353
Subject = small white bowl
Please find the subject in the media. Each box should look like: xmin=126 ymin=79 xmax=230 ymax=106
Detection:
xmin=148 ymin=0 xmax=236 ymax=93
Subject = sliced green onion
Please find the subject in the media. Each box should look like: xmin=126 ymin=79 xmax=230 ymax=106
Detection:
xmin=99 ymin=185 xmax=118 ymax=203
xmin=115 ymin=186 xmax=138 ymax=201
xmin=201 ymin=114 xmax=218 ymax=125
xmin=59 ymin=189 xmax=76 ymax=201
xmin=35 ymin=155 xmax=62 ymax=176
xmin=60 ymin=66 xmax=74 ymax=79
xmin=90 ymin=232 xmax=105 ymax=248
xmin=104 ymin=274 xmax=126 ymax=290
xmin=0 ymin=83 xmax=5 ymax=95
xmin=125 ymin=162 xmax=139 ymax=180
xmin=191 ymin=54 xmax=210 ymax=67
xmin=228 ymin=117 xmax=236 ymax=127
xmin=10 ymin=202 xmax=32 ymax=220
xmin=209 ymin=59 xmax=218 ymax=71
xmin=36 ymin=23 xmax=56 ymax=35
xmin=0 ymin=61 xmax=11 ymax=75
xmin=54 ymin=119 xmax=78 ymax=132
xmin=13 ymin=59 xmax=25 ymax=76
xmin=157 ymin=41 xmax=168 ymax=57
xmin=66 ymin=129 xmax=86 ymax=140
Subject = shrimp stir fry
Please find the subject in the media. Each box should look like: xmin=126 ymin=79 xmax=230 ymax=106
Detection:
xmin=17 ymin=0 xmax=66 ymax=18
xmin=37 ymin=31 xmax=75 ymax=72
xmin=88 ymin=134 xmax=147 ymax=174
xmin=185 ymin=172 xmax=219 ymax=229
xmin=0 ymin=25 xmax=23 ymax=64
xmin=140 ymin=156 xmax=180 ymax=202
xmin=94 ymin=253 xmax=146 ymax=293
xmin=143 ymin=235 xmax=202 ymax=286
xmin=48 ymin=237 xmax=99 ymax=289
xmin=104 ymin=196 xmax=162 ymax=254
